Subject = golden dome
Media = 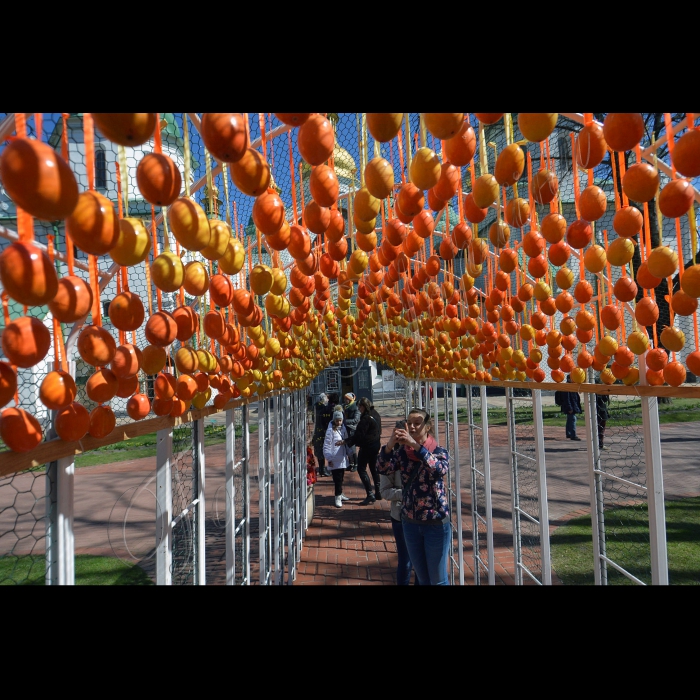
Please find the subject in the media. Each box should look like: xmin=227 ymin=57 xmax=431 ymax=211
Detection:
xmin=301 ymin=140 xmax=357 ymax=184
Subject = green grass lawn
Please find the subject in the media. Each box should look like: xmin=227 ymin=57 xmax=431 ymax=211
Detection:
xmin=0 ymin=554 xmax=154 ymax=585
xmin=550 ymin=497 xmax=700 ymax=585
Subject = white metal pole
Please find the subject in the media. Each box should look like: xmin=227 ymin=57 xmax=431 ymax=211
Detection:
xmin=225 ymin=407 xmax=236 ymax=585
xmin=451 ymin=383 xmax=464 ymax=585
xmin=195 ymin=418 xmax=206 ymax=586
xmin=532 ymin=389 xmax=551 ymax=585
xmin=480 ymin=384 xmax=495 ymax=585
xmin=53 ymin=456 xmax=75 ymax=585
xmin=243 ymin=404 xmax=251 ymax=585
xmin=583 ymin=388 xmax=604 ymax=585
xmin=156 ymin=426 xmax=173 ymax=586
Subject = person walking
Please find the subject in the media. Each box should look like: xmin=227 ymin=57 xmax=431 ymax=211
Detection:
xmin=324 ymin=406 xmax=350 ymax=508
xmin=312 ymin=393 xmax=333 ymax=476
xmin=380 ymin=469 xmax=419 ymax=585
xmin=342 ymin=392 xmax=360 ymax=472
xmin=340 ymin=396 xmax=383 ymax=505
xmin=377 ymin=408 xmax=451 ymax=585
xmin=561 ymin=376 xmax=583 ymax=441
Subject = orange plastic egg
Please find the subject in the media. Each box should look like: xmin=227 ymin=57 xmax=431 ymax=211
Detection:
xmin=364 ymin=157 xmax=395 ymax=200
xmin=209 ymin=274 xmax=235 ymax=308
xmin=472 ymin=174 xmax=499 ymax=209
xmin=168 ymin=197 xmax=211 ymax=251
xmin=111 ymin=343 xmax=141 ymax=378
xmin=622 ymin=162 xmax=660 ymax=202
xmin=636 ymin=262 xmax=662 ymax=289
xmin=115 ymin=374 xmax=139 ymax=399
xmin=664 ymin=361 xmax=687 ymax=387
xmin=172 ymin=306 xmax=198 ymax=343
xmin=88 ymin=404 xmax=116 ymax=439
xmin=200 ymin=113 xmax=248 ymax=163
xmin=613 ymin=206 xmax=643 ymax=238
xmin=579 ymin=185 xmax=607 ymax=222
xmin=0 ymin=407 xmax=43 ymax=452
xmin=297 ymin=114 xmax=335 ymax=165
xmin=603 ymin=113 xmax=645 ymax=152
xmin=140 ymin=344 xmax=167 ymax=375
xmin=91 ymin=113 xmax=157 ymax=147
xmin=505 ymin=197 xmax=530 ymax=228
xmin=444 ymin=121 xmax=476 ymax=166
xmin=494 ymin=144 xmax=525 ymax=186
xmin=410 ymin=147 xmax=441 ymax=191
xmin=671 ymin=128 xmax=700 ymax=177
xmin=155 ymin=371 xmax=177 ymax=400
xmin=518 ymin=113 xmax=558 ymax=143
xmin=274 ymin=113 xmax=311 ymax=127
xmin=1 ymin=316 xmax=52 ymax=368
xmin=231 ymin=147 xmax=272 ymax=197
xmin=77 ymin=325 xmax=117 ymax=367
xmin=658 ymin=179 xmax=695 ymax=218
xmin=183 ymin=260 xmax=210 ymax=297
xmin=613 ymin=276 xmax=638 ymax=302
xmin=474 ymin=113 xmax=503 ymax=125
xmin=397 ymin=182 xmax=425 ymax=217
xmin=566 ymin=219 xmax=593 ymax=249
xmin=671 ymin=289 xmax=698 ymax=316
xmin=54 ymin=401 xmax=90 ymax=442
xmin=145 ymin=310 xmax=178 ymax=347
xmin=66 ymin=190 xmax=120 ymax=256
xmin=680 ymin=264 xmax=700 ymax=297
xmin=136 ymin=152 xmax=182 ymax=206
xmin=200 ymin=218 xmax=232 ymax=261
xmin=0 ymin=361 xmax=17 ymax=408
xmin=424 ymin=114 xmax=464 ymax=140
xmin=575 ymin=122 xmax=607 ymax=169
xmin=252 ymin=189 xmax=287 ymax=235
xmin=686 ymin=350 xmax=700 ymax=376
xmin=86 ymin=367 xmax=119 ymax=403
xmin=0 ymin=241 xmax=58 ymax=307
xmin=530 ymin=169 xmax=559 ymax=204
xmin=108 ymin=291 xmax=145 ymax=331
xmin=0 ymin=137 xmax=79 ymax=221
xmin=366 ymin=114 xmax=403 ymax=143
xmin=635 ymin=297 xmax=659 ymax=326
xmin=152 ymin=396 xmax=174 ymax=416
xmin=39 ymin=369 xmax=77 ymax=410
xmin=126 ymin=393 xmax=151 ymax=420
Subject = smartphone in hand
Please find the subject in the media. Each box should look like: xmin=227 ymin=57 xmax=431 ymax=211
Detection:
xmin=395 ymin=420 xmax=406 ymax=429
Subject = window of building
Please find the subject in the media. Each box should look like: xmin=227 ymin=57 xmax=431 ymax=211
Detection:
xmin=557 ymin=134 xmax=571 ymax=175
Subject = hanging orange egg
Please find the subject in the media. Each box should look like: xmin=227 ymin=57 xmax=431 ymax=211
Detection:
xmin=309 ymin=164 xmax=339 ymax=207
xmin=209 ymin=274 xmax=235 ymax=308
xmin=200 ymin=113 xmax=248 ymax=163
xmin=671 ymin=289 xmax=698 ymax=316
xmin=304 ymin=200 xmax=331 ymax=235
xmin=424 ymin=114 xmax=464 ymax=140
xmin=354 ymin=187 xmax=381 ymax=221
xmin=218 ymin=237 xmax=246 ymax=276
xmin=203 ymin=309 xmax=226 ymax=339
xmin=54 ymin=401 xmax=90 ymax=442
xmin=182 ymin=260 xmax=210 ymax=297
xmin=622 ymin=162 xmax=660 ymax=202
xmin=0 ymin=137 xmax=79 ymax=221
xmin=0 ymin=241 xmax=58 ymax=307
xmin=0 ymin=407 xmax=43 ymax=452
xmin=116 ymin=373 xmax=139 ymax=399
xmin=1 ymin=316 xmax=52 ymax=368
xmin=555 ymin=267 xmax=575 ymax=289
xmin=439 ymin=236 xmax=458 ymax=260
xmin=488 ymin=222 xmax=510 ymax=249
xmin=252 ymin=189 xmax=286 ymax=235
xmin=397 ymin=182 xmax=425 ymax=217
xmin=297 ymin=114 xmax=335 ymax=165
xmin=91 ymin=113 xmax=157 ymax=147
xmin=634 ymin=297 xmax=659 ymax=326
xmin=452 ymin=222 xmax=472 ymax=249
xmin=108 ymin=291 xmax=145 ymax=331
xmin=575 ymin=122 xmax=607 ymax=169
xmin=584 ymin=244 xmax=607 ymax=273
xmin=274 ymin=113 xmax=311 ymax=127
xmin=168 ymin=197 xmax=211 ymax=251
xmin=540 ymin=212 xmax=567 ymax=244
xmin=144 ymin=310 xmax=178 ymax=347
xmin=645 ymin=347 xmax=668 ymax=372
xmin=172 ymin=306 xmax=198 ymax=343
xmin=680 ymin=264 xmax=700 ymax=297
xmin=410 ymin=147 xmax=441 ymax=191
xmin=364 ymin=157 xmax=394 ymax=199
xmin=658 ymin=178 xmax=695 ymax=218
xmin=504 ymin=198 xmax=530 ymax=228
xmin=527 ymin=254 xmax=548 ymax=278
xmin=366 ymin=114 xmax=403 ymax=143
xmin=111 ymin=343 xmax=141 ymax=378
xmin=66 ymin=190 xmax=120 ymax=256
xmin=86 ymin=368 xmax=119 ymax=403
xmin=88 ymin=404 xmax=116 ymax=439
xmin=566 ymin=219 xmax=593 ymax=249
xmin=636 ymin=262 xmax=662 ymax=289
xmin=686 ymin=350 xmax=700 ymax=376
xmin=548 ymin=240 xmax=571 ymax=267
xmin=474 ymin=114 xmax=503 ymax=125
xmin=264 ymin=220 xmax=292 ymax=251
xmin=601 ymin=304 xmax=622 ymax=331
xmin=578 ymin=185 xmax=607 ymax=222
xmin=518 ymin=113 xmax=558 ymax=143
xmin=613 ymin=276 xmax=637 ymax=302
xmin=77 ymin=325 xmax=117 ymax=367
xmin=151 ymin=251 xmax=185 ymax=292
xmin=39 ymin=369 xmax=77 ymax=410
xmin=136 ymin=152 xmax=182 ymax=206
xmin=531 ymin=169 xmax=559 ymax=204
xmin=494 ymin=144 xmax=525 ymax=186
xmin=612 ymin=206 xmax=643 ymax=238
xmin=472 ymin=174 xmax=499 ymax=209
xmin=443 ymin=121 xmax=476 ymax=167
xmin=647 ymin=245 xmax=678 ymax=279
xmin=671 ymin=128 xmax=700 ymax=177
xmin=603 ymin=113 xmax=645 ymax=152
xmin=126 ymin=393 xmax=151 ymax=421
xmin=663 ymin=361 xmax=686 ymax=387
xmin=0 ymin=361 xmax=17 ymax=409
xmin=574 ymin=280 xmax=593 ymax=304
xmin=660 ymin=326 xmax=685 ymax=352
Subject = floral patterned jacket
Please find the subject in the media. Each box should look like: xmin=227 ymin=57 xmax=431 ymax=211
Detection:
xmin=376 ymin=442 xmax=450 ymax=522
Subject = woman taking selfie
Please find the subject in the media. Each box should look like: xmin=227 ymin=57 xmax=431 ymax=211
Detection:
xmin=376 ymin=408 xmax=451 ymax=585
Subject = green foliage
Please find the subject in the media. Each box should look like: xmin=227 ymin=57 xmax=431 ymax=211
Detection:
xmin=551 ymin=497 xmax=700 ymax=585
xmin=0 ymin=554 xmax=154 ymax=585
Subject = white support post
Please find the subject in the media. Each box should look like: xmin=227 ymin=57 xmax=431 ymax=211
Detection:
xmin=225 ymin=407 xmax=236 ymax=585
xmin=480 ymin=384 xmax=495 ymax=586
xmin=273 ymin=396 xmax=282 ymax=586
xmin=640 ymin=354 xmax=669 ymax=585
xmin=532 ymin=390 xmax=552 ymax=585
xmin=46 ymin=456 xmax=75 ymax=585
xmin=156 ymin=426 xmax=173 ymax=586
xmin=195 ymin=419 xmax=206 ymax=586
xmin=243 ymin=404 xmax=251 ymax=585
xmin=451 ymin=383 xmax=464 ymax=585
xmin=583 ymin=389 xmax=604 ymax=585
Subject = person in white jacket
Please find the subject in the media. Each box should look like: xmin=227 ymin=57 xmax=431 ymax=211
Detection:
xmin=324 ymin=408 xmax=350 ymax=508
xmin=380 ymin=471 xmax=419 ymax=585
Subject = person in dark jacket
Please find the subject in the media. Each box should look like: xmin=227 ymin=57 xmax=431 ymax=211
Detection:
xmin=312 ymin=393 xmax=333 ymax=476
xmin=342 ymin=392 xmax=360 ymax=471
xmin=342 ymin=397 xmax=383 ymax=504
xmin=561 ymin=376 xmax=583 ymax=441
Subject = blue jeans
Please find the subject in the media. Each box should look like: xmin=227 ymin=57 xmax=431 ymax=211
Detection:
xmin=402 ymin=518 xmax=451 ymax=585
xmin=391 ymin=517 xmax=419 ymax=586
xmin=566 ymin=412 xmax=577 ymax=438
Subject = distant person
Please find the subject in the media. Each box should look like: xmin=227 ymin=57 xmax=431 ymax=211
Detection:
xmin=561 ymin=375 xmax=582 ymax=441
xmin=340 ymin=397 xmax=383 ymax=505
xmin=312 ymin=394 xmax=333 ymax=476
xmin=324 ymin=407 xmax=351 ymax=508
xmin=342 ymin=392 xmax=360 ymax=472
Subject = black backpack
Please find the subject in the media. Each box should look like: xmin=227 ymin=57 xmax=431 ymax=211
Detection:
xmin=554 ymin=391 xmax=563 ymax=406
